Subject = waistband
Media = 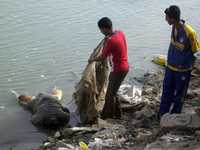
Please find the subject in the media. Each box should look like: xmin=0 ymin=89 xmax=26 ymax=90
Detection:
xmin=167 ymin=64 xmax=192 ymax=72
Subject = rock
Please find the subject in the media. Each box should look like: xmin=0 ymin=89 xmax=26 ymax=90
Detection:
xmin=92 ymin=124 xmax=127 ymax=140
xmin=36 ymin=71 xmax=200 ymax=150
xmin=135 ymin=129 xmax=153 ymax=143
xmin=65 ymin=144 xmax=78 ymax=150
xmin=121 ymin=102 xmax=145 ymax=112
xmin=144 ymin=133 xmax=199 ymax=150
xmin=160 ymin=113 xmax=200 ymax=130
xmin=144 ymin=143 xmax=163 ymax=150
xmin=93 ymin=118 xmax=113 ymax=128
xmin=195 ymin=130 xmax=200 ymax=136
xmin=57 ymin=141 xmax=68 ymax=147
xmin=62 ymin=128 xmax=74 ymax=137
xmin=47 ymin=137 xmax=56 ymax=143
xmin=195 ymin=107 xmax=200 ymax=116
xmin=134 ymin=106 xmax=155 ymax=120
xmin=62 ymin=127 xmax=99 ymax=138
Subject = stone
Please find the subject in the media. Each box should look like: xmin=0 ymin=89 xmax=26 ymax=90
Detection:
xmin=195 ymin=130 xmax=200 ymax=136
xmin=93 ymin=118 xmax=113 ymax=128
xmin=121 ymin=102 xmax=145 ymax=112
xmin=160 ymin=113 xmax=200 ymax=130
xmin=135 ymin=129 xmax=153 ymax=143
xmin=134 ymin=106 xmax=155 ymax=120
xmin=62 ymin=128 xmax=74 ymax=137
xmin=92 ymin=124 xmax=127 ymax=140
xmin=47 ymin=137 xmax=56 ymax=143
xmin=57 ymin=141 xmax=68 ymax=147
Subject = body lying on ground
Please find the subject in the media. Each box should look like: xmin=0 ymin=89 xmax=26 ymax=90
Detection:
xmin=15 ymin=87 xmax=70 ymax=129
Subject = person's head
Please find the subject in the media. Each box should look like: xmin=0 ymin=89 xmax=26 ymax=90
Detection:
xmin=18 ymin=95 xmax=32 ymax=103
xmin=164 ymin=5 xmax=181 ymax=25
xmin=97 ymin=17 xmax=113 ymax=36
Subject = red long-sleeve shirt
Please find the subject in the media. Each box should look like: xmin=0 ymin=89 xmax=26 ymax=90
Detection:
xmin=102 ymin=30 xmax=129 ymax=73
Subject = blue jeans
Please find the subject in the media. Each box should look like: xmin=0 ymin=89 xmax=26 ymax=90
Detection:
xmin=159 ymin=68 xmax=191 ymax=116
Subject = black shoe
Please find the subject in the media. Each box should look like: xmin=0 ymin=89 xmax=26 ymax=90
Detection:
xmin=100 ymin=113 xmax=113 ymax=120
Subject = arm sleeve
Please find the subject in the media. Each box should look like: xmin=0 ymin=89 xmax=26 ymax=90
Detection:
xmin=189 ymin=31 xmax=200 ymax=53
xmin=184 ymin=24 xmax=200 ymax=53
xmin=101 ymin=39 xmax=112 ymax=58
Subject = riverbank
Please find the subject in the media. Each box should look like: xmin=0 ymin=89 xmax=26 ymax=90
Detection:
xmin=35 ymin=63 xmax=200 ymax=150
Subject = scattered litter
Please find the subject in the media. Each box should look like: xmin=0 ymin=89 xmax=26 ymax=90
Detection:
xmin=44 ymin=142 xmax=51 ymax=147
xmin=65 ymin=144 xmax=78 ymax=149
xmin=118 ymin=83 xmax=142 ymax=104
xmin=54 ymin=131 xmax=61 ymax=138
xmin=160 ymin=134 xmax=193 ymax=142
xmin=79 ymin=141 xmax=88 ymax=150
xmin=88 ymin=136 xmax=125 ymax=149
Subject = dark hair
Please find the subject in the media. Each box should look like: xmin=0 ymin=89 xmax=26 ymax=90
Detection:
xmin=165 ymin=5 xmax=181 ymax=21
xmin=98 ymin=17 xmax=112 ymax=29
xmin=18 ymin=95 xmax=26 ymax=100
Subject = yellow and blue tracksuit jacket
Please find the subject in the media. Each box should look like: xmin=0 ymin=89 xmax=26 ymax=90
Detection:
xmin=167 ymin=20 xmax=200 ymax=72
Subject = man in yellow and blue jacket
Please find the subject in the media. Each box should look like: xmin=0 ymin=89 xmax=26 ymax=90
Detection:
xmin=159 ymin=5 xmax=200 ymax=117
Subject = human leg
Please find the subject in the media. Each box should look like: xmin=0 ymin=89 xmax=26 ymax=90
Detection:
xmin=159 ymin=68 xmax=175 ymax=116
xmin=171 ymin=71 xmax=191 ymax=114
xmin=101 ymin=71 xmax=128 ymax=119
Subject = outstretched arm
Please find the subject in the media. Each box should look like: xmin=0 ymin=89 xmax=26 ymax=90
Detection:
xmin=88 ymin=54 xmax=106 ymax=63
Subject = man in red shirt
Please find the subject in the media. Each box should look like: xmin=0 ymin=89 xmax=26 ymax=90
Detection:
xmin=89 ymin=17 xmax=129 ymax=119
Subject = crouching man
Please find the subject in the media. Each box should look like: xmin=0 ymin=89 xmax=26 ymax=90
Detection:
xmin=16 ymin=88 xmax=70 ymax=129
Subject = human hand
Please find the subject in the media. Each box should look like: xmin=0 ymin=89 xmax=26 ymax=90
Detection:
xmin=88 ymin=58 xmax=94 ymax=63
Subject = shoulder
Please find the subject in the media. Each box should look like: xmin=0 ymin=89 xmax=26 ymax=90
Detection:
xmin=105 ymin=35 xmax=115 ymax=44
xmin=36 ymin=93 xmax=58 ymax=103
xmin=111 ymin=30 xmax=125 ymax=40
xmin=183 ymin=23 xmax=196 ymax=37
xmin=114 ymin=30 xmax=125 ymax=36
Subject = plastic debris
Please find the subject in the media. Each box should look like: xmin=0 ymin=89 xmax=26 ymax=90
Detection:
xmin=79 ymin=141 xmax=88 ymax=150
xmin=118 ymin=83 xmax=142 ymax=104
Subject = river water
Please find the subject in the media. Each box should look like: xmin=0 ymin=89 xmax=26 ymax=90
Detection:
xmin=0 ymin=0 xmax=200 ymax=149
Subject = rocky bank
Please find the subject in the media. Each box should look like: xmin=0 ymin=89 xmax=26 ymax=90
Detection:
xmin=34 ymin=57 xmax=200 ymax=150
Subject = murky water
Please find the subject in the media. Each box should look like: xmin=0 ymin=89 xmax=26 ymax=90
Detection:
xmin=0 ymin=0 xmax=200 ymax=149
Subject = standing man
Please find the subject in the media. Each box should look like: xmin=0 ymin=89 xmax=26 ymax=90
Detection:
xmin=89 ymin=17 xmax=129 ymax=119
xmin=159 ymin=5 xmax=200 ymax=117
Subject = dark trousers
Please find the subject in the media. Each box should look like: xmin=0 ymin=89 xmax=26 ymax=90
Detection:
xmin=159 ymin=68 xmax=191 ymax=116
xmin=101 ymin=70 xmax=128 ymax=119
